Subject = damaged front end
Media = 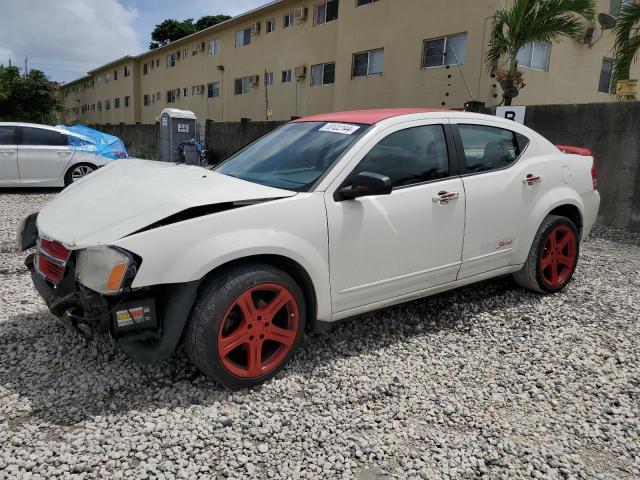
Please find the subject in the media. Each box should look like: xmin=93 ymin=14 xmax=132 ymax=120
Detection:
xmin=20 ymin=215 xmax=199 ymax=363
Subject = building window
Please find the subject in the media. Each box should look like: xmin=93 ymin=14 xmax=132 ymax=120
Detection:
xmin=516 ymin=41 xmax=550 ymax=71
xmin=208 ymin=39 xmax=221 ymax=55
xmin=422 ymin=33 xmax=467 ymax=68
xmin=311 ymin=62 xmax=336 ymax=85
xmin=167 ymin=90 xmax=176 ymax=103
xmin=143 ymin=95 xmax=150 ymax=106
xmin=234 ymin=76 xmax=253 ymax=95
xmin=124 ymin=96 xmax=130 ymax=107
xmin=124 ymin=66 xmax=131 ymax=77
xmin=155 ymin=59 xmax=160 ymax=68
xmin=166 ymin=53 xmax=176 ymax=68
xmin=315 ymin=0 xmax=339 ymax=25
xmin=208 ymin=82 xmax=220 ymax=98
xmin=282 ymin=69 xmax=293 ymax=83
xmin=284 ymin=12 xmax=294 ymax=28
xmin=98 ymin=101 xmax=102 ymax=111
xmin=265 ymin=71 xmax=274 ymax=86
xmin=105 ymin=99 xmax=111 ymax=110
xmin=356 ymin=0 xmax=378 ymax=5
xmin=114 ymin=70 xmax=118 ymax=81
xmin=236 ymin=28 xmax=252 ymax=48
xmin=156 ymin=92 xmax=161 ymax=100
xmin=610 ymin=0 xmax=633 ymax=15
xmin=143 ymin=63 xmax=149 ymax=75
xmin=114 ymin=98 xmax=120 ymax=109
xmin=183 ymin=87 xmax=188 ymax=97
xmin=352 ymin=48 xmax=384 ymax=77
xmin=598 ymin=58 xmax=614 ymax=93
xmin=266 ymin=19 xmax=276 ymax=33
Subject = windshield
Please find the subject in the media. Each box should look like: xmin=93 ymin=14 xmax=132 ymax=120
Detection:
xmin=214 ymin=121 xmax=368 ymax=192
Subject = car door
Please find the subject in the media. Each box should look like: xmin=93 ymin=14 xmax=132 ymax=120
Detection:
xmin=17 ymin=126 xmax=73 ymax=183
xmin=451 ymin=119 xmax=550 ymax=279
xmin=0 ymin=125 xmax=19 ymax=184
xmin=324 ymin=121 xmax=465 ymax=314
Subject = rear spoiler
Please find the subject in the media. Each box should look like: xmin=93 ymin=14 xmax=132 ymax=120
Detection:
xmin=556 ymin=145 xmax=592 ymax=156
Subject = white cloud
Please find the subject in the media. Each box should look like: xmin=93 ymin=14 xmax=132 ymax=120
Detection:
xmin=0 ymin=0 xmax=143 ymax=82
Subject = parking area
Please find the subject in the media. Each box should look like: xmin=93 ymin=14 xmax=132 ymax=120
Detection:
xmin=0 ymin=190 xmax=639 ymax=480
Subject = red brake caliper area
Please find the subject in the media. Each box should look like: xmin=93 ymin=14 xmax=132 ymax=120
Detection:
xmin=540 ymin=226 xmax=577 ymax=288
xmin=217 ymin=284 xmax=299 ymax=378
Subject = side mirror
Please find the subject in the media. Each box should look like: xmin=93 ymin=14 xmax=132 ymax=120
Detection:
xmin=339 ymin=172 xmax=393 ymax=200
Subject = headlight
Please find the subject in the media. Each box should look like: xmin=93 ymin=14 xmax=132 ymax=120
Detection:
xmin=76 ymin=246 xmax=136 ymax=295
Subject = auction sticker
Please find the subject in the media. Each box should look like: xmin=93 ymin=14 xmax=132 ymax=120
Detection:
xmin=319 ymin=123 xmax=361 ymax=135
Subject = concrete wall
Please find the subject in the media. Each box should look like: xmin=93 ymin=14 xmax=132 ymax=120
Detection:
xmin=89 ymin=124 xmax=159 ymax=160
xmin=90 ymin=101 xmax=640 ymax=232
xmin=521 ymin=102 xmax=640 ymax=233
xmin=204 ymin=120 xmax=285 ymax=163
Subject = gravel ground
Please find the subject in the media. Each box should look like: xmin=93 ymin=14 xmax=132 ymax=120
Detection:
xmin=1 ymin=190 xmax=639 ymax=480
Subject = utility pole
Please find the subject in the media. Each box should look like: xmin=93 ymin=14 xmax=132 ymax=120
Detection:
xmin=8 ymin=59 xmax=11 ymax=68
xmin=24 ymin=57 xmax=28 ymax=76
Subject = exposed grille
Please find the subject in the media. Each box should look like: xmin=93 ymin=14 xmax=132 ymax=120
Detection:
xmin=36 ymin=238 xmax=71 ymax=284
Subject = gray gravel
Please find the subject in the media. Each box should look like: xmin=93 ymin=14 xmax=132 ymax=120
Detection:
xmin=1 ymin=190 xmax=639 ymax=480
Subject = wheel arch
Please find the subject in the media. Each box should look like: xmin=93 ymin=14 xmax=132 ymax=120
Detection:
xmin=547 ymin=203 xmax=583 ymax=237
xmin=198 ymin=254 xmax=319 ymax=333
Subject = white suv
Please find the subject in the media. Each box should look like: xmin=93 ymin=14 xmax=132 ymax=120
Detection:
xmin=18 ymin=109 xmax=600 ymax=388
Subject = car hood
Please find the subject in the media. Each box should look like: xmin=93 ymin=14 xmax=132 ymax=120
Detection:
xmin=37 ymin=159 xmax=296 ymax=247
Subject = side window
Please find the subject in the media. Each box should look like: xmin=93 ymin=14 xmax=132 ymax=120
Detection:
xmin=21 ymin=128 xmax=67 ymax=147
xmin=457 ymin=125 xmax=529 ymax=174
xmin=350 ymin=125 xmax=450 ymax=188
xmin=0 ymin=126 xmax=15 ymax=145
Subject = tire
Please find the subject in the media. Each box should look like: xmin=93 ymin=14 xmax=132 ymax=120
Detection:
xmin=64 ymin=163 xmax=96 ymax=186
xmin=183 ymin=263 xmax=306 ymax=389
xmin=513 ymin=215 xmax=580 ymax=293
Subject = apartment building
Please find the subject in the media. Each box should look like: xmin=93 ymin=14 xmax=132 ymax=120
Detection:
xmin=61 ymin=0 xmax=637 ymax=125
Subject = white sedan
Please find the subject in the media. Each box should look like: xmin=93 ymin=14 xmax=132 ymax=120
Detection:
xmin=18 ymin=109 xmax=600 ymax=388
xmin=0 ymin=123 xmax=115 ymax=187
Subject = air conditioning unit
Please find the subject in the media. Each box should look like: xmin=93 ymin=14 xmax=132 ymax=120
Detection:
xmin=295 ymin=65 xmax=307 ymax=79
xmin=250 ymin=75 xmax=260 ymax=86
xmin=250 ymin=22 xmax=261 ymax=34
xmin=294 ymin=7 xmax=308 ymax=21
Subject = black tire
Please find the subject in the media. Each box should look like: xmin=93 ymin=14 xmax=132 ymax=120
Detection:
xmin=183 ymin=263 xmax=306 ymax=389
xmin=513 ymin=215 xmax=580 ymax=293
xmin=64 ymin=163 xmax=96 ymax=186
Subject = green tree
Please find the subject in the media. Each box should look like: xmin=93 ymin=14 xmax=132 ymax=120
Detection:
xmin=150 ymin=19 xmax=196 ymax=49
xmin=486 ymin=0 xmax=596 ymax=105
xmin=195 ymin=15 xmax=231 ymax=31
xmin=612 ymin=2 xmax=640 ymax=95
xmin=149 ymin=15 xmax=232 ymax=49
xmin=0 ymin=66 xmax=61 ymax=124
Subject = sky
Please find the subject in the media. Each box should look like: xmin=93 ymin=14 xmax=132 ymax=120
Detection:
xmin=0 ymin=0 xmax=266 ymax=84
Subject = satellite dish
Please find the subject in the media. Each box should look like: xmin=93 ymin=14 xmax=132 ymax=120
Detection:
xmin=598 ymin=12 xmax=618 ymax=30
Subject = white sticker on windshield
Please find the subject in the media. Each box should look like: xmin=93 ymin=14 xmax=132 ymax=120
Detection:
xmin=319 ymin=123 xmax=361 ymax=135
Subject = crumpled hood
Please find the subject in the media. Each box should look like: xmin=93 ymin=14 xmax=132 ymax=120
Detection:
xmin=37 ymin=159 xmax=295 ymax=247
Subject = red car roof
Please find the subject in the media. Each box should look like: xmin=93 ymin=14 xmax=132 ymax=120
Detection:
xmin=293 ymin=108 xmax=448 ymax=125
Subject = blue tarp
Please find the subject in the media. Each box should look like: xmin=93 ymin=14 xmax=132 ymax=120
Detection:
xmin=57 ymin=125 xmax=128 ymax=160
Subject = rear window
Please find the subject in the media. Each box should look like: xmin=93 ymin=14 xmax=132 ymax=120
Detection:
xmin=0 ymin=126 xmax=15 ymax=145
xmin=458 ymin=124 xmax=529 ymax=174
xmin=21 ymin=127 xmax=67 ymax=147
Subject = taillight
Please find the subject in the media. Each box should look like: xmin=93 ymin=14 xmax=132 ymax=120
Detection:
xmin=591 ymin=163 xmax=598 ymax=191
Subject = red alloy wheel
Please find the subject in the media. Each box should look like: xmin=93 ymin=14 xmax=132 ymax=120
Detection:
xmin=217 ymin=283 xmax=299 ymax=378
xmin=540 ymin=225 xmax=577 ymax=288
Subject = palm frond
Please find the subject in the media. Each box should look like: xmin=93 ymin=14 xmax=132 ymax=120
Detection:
xmin=612 ymin=3 xmax=640 ymax=84
xmin=485 ymin=0 xmax=597 ymax=75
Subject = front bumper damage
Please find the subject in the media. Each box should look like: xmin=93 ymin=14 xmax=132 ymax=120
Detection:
xmin=21 ymin=216 xmax=200 ymax=364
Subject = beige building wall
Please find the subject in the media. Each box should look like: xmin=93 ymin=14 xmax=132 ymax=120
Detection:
xmin=61 ymin=0 xmax=639 ymax=126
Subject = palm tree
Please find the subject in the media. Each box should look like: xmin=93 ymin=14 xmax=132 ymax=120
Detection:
xmin=486 ymin=0 xmax=596 ymax=105
xmin=612 ymin=2 xmax=640 ymax=97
